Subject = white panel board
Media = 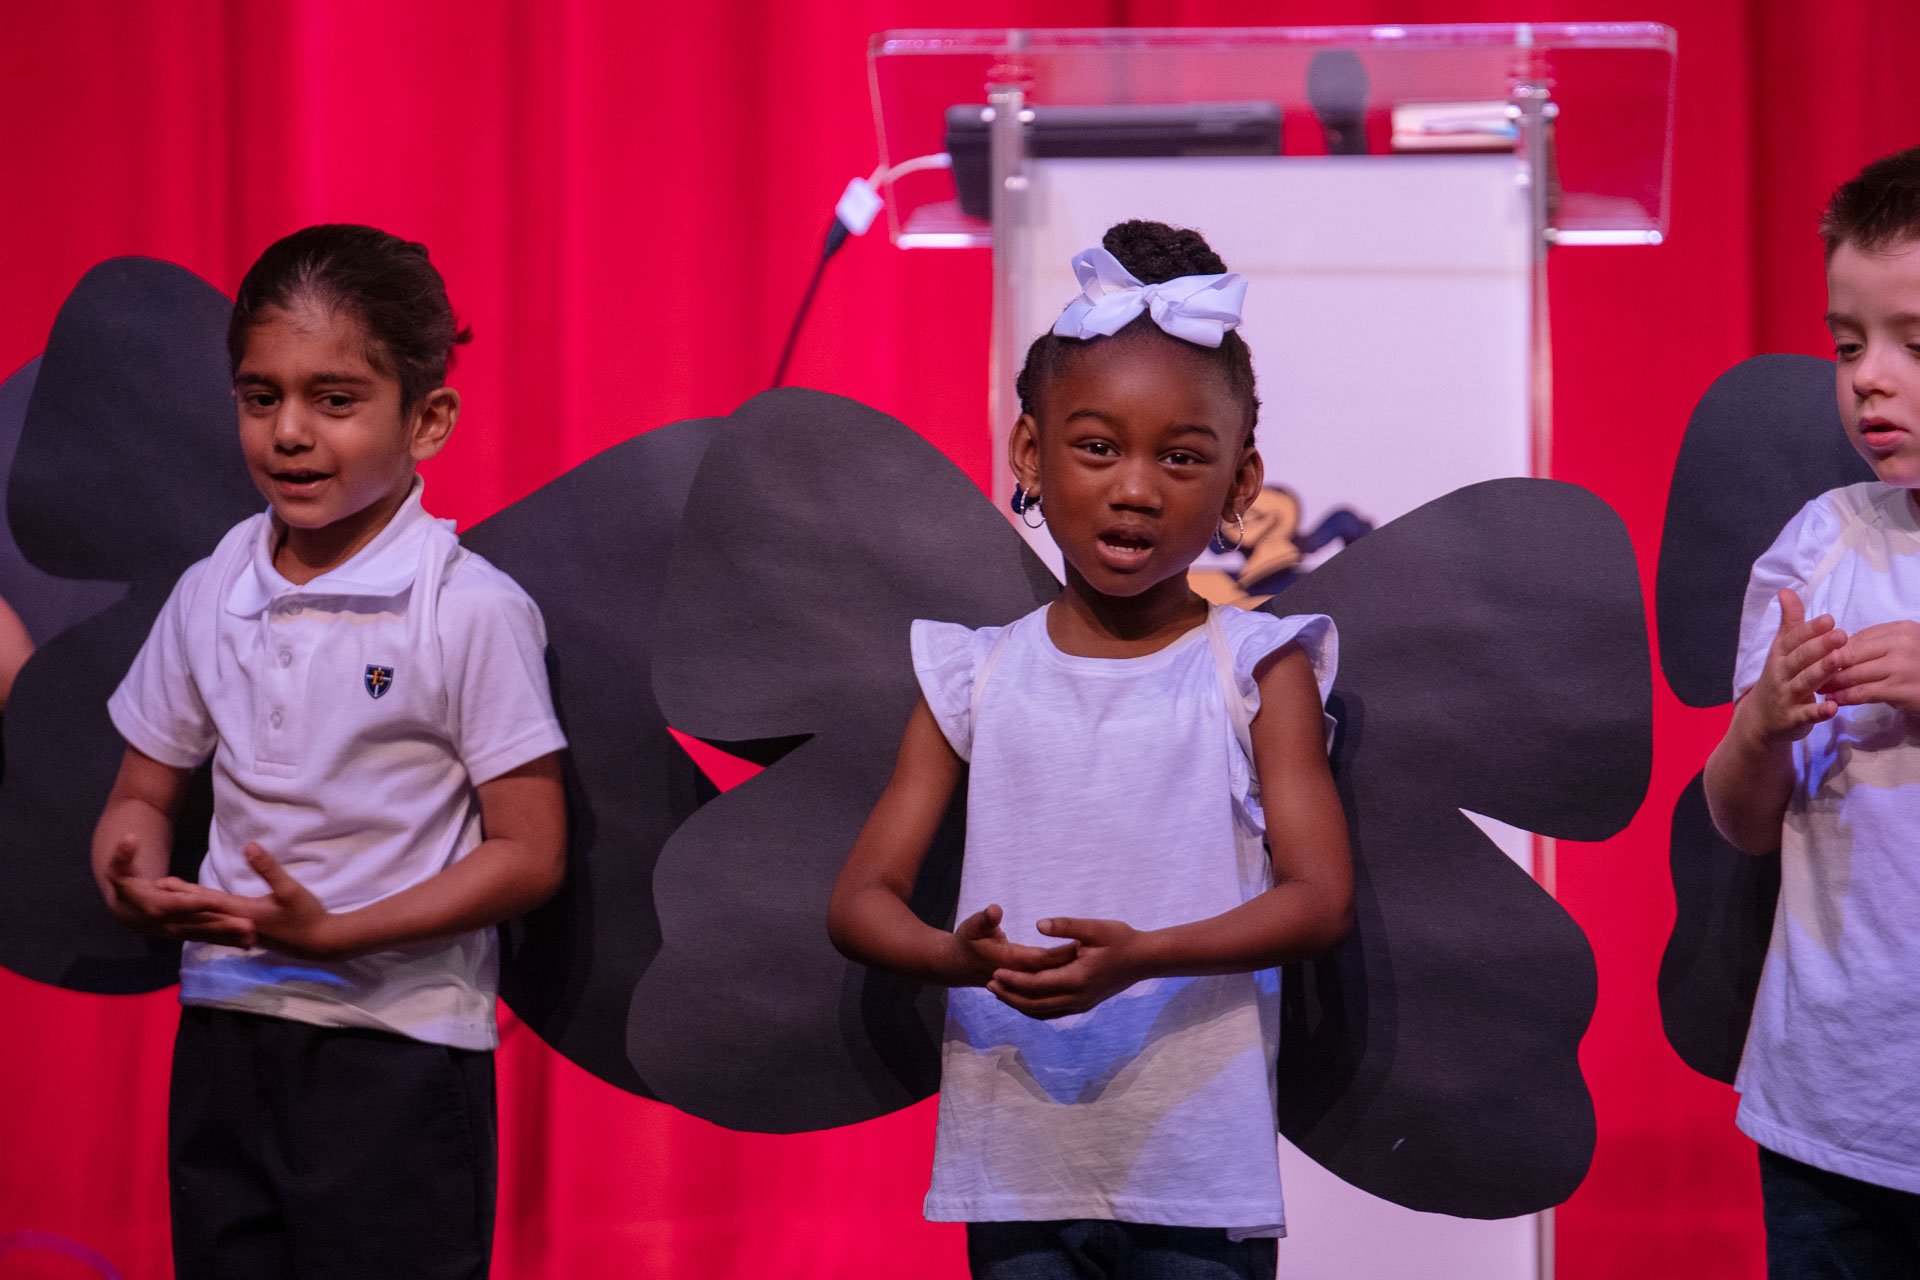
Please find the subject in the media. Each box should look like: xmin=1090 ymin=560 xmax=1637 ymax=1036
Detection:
xmin=1001 ymin=152 xmax=1546 ymax=1280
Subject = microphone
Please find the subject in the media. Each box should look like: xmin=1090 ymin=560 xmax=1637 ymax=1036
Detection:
xmin=1307 ymin=50 xmax=1370 ymax=156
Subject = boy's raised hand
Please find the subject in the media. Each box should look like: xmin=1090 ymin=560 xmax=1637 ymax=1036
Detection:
xmin=102 ymin=838 xmax=255 ymax=948
xmin=987 ymin=916 xmax=1146 ymax=1020
xmin=1740 ymin=589 xmax=1849 ymax=744
xmin=1818 ymin=620 xmax=1920 ymax=714
xmin=947 ymin=903 xmax=1079 ymax=987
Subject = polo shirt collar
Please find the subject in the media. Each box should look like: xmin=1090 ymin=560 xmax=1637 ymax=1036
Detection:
xmin=226 ymin=479 xmax=444 ymax=617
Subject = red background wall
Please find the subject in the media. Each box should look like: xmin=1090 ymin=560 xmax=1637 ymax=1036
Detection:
xmin=3 ymin=2 xmax=1917 ymax=1276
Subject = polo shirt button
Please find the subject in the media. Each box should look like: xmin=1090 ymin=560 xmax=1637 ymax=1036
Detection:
xmin=284 ymin=604 xmax=302 ymax=617
xmin=270 ymin=709 xmax=284 ymax=729
xmin=278 ymin=650 xmax=293 ymax=668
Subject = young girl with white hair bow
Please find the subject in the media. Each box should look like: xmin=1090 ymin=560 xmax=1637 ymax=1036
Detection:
xmin=830 ymin=219 xmax=1354 ymax=1280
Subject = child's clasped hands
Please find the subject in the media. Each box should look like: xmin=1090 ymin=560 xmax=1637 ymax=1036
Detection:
xmin=952 ymin=903 xmax=1150 ymax=1020
xmin=1746 ymin=587 xmax=1920 ymax=747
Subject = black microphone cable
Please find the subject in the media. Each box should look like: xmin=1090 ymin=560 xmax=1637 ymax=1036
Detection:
xmin=770 ymin=153 xmax=953 ymax=389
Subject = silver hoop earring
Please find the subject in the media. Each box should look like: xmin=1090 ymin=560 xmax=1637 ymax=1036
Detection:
xmin=1021 ymin=492 xmax=1046 ymax=529
xmin=1212 ymin=511 xmax=1246 ymax=553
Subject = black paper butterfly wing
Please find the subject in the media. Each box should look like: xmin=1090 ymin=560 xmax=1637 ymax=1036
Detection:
xmin=0 ymin=258 xmax=258 ymax=992
xmin=0 ymin=356 xmax=120 ymax=787
xmin=0 ymin=358 xmax=124 ymax=647
xmin=1276 ymin=478 xmax=1650 ymax=1217
xmin=1654 ymin=354 xmax=1868 ymax=1082
xmin=628 ymin=387 xmax=1057 ymax=1132
xmin=461 ymin=419 xmax=724 ymax=1097
xmin=629 ymin=391 xmax=1650 ymax=1219
xmin=0 ymin=257 xmax=1653 ymax=1219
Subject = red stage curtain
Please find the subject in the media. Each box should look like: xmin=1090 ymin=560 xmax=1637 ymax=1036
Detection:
xmin=3 ymin=2 xmax=1918 ymax=1275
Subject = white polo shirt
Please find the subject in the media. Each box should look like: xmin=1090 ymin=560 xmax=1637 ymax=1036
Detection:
xmin=109 ymin=481 xmax=567 ymax=1050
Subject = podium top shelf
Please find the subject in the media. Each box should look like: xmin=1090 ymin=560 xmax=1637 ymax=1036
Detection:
xmin=871 ymin=23 xmax=1674 ymax=56
xmin=869 ymin=23 xmax=1677 ymax=248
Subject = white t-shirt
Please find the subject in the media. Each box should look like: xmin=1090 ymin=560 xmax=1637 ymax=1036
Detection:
xmin=109 ymin=482 xmax=567 ymax=1050
xmin=912 ymin=603 xmax=1337 ymax=1238
xmin=1733 ymin=481 xmax=1920 ymax=1191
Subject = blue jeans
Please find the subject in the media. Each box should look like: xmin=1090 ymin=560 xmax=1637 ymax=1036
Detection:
xmin=1760 ymin=1146 xmax=1920 ymax=1279
xmin=966 ymin=1220 xmax=1276 ymax=1280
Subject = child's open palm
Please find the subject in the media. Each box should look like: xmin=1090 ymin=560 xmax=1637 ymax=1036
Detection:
xmin=1743 ymin=588 xmax=1848 ymax=742
xmin=102 ymin=839 xmax=254 ymax=949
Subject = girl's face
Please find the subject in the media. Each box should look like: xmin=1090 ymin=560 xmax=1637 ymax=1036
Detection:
xmin=1012 ymin=334 xmax=1261 ymax=602
xmin=233 ymin=300 xmax=454 ymax=558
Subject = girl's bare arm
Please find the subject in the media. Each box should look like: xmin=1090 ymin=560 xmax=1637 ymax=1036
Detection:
xmin=829 ymin=699 xmax=1074 ymax=986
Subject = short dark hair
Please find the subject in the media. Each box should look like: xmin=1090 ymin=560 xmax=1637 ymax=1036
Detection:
xmin=227 ymin=224 xmax=472 ymax=411
xmin=1821 ymin=146 xmax=1920 ymax=258
xmin=1015 ymin=220 xmax=1260 ymax=441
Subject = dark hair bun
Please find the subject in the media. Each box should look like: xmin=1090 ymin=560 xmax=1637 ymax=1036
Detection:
xmin=1015 ymin=217 xmax=1257 ymax=438
xmin=1102 ymin=220 xmax=1228 ymax=282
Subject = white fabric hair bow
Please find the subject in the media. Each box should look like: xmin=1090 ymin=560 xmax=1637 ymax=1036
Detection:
xmin=1050 ymin=247 xmax=1248 ymax=348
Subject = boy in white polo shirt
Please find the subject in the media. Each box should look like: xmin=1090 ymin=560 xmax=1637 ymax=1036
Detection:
xmin=91 ymin=224 xmax=566 ymax=1279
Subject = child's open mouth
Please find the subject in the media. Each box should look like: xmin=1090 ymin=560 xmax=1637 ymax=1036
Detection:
xmin=1862 ymin=419 xmax=1906 ymax=450
xmin=1096 ymin=531 xmax=1154 ymax=571
xmin=270 ymin=469 xmax=332 ymax=493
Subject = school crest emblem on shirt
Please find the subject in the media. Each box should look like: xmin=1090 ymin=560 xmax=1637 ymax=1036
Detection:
xmin=364 ymin=665 xmax=394 ymax=699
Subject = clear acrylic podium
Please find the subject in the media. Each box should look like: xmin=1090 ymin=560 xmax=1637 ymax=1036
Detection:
xmin=868 ymin=24 xmax=1676 ymax=1280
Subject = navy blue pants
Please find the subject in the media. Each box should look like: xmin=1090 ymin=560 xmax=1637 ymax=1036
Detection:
xmin=967 ymin=1220 xmax=1276 ymax=1280
xmin=169 ymin=1006 xmax=496 ymax=1280
xmin=1761 ymin=1146 xmax=1920 ymax=1279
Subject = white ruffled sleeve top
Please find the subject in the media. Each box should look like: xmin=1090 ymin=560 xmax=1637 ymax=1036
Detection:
xmin=911 ymin=602 xmax=1336 ymax=1238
